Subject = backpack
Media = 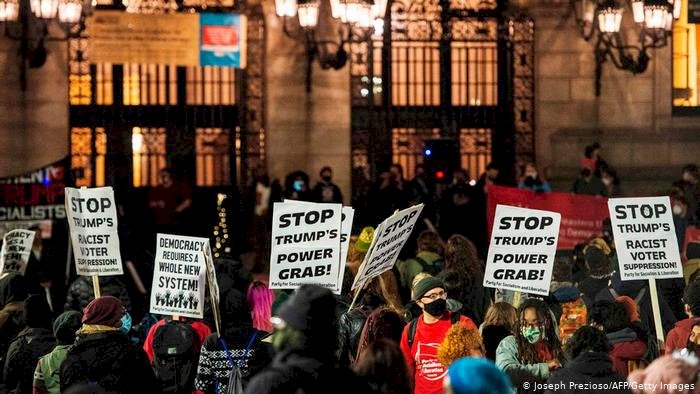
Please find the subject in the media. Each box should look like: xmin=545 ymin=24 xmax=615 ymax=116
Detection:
xmin=219 ymin=332 xmax=258 ymax=394
xmin=558 ymin=297 xmax=587 ymax=345
xmin=152 ymin=320 xmax=198 ymax=394
xmin=407 ymin=312 xmax=461 ymax=350
xmin=414 ymin=256 xmax=444 ymax=276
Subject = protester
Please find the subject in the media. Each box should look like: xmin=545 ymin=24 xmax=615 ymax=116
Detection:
xmin=396 ymin=230 xmax=445 ymax=296
xmin=545 ymin=326 xmax=631 ymax=394
xmin=194 ymin=288 xmax=270 ymax=394
xmin=284 ymin=170 xmax=312 ymax=202
xmin=248 ymin=280 xmax=275 ymax=333
xmin=601 ymin=168 xmax=621 ymax=197
xmin=33 ymin=310 xmax=82 ymax=394
xmin=572 ymin=167 xmax=607 ymax=196
xmin=399 ymin=276 xmax=477 ymax=394
xmin=64 ymin=275 xmax=132 ymax=314
xmin=311 ymin=166 xmax=343 ymax=204
xmin=60 ymin=296 xmax=158 ymax=393
xmin=677 ymin=164 xmax=700 ymax=223
xmin=518 ymin=163 xmax=551 ymax=192
xmin=354 ymin=307 xmax=405 ymax=366
xmin=437 ymin=324 xmax=484 ymax=367
xmin=147 ymin=167 xmax=193 ymax=234
xmin=685 ymin=242 xmax=700 ymax=284
xmin=0 ymin=271 xmax=28 ymax=367
xmin=578 ymin=242 xmax=613 ymax=308
xmin=142 ymin=315 xmax=211 ymax=363
xmin=480 ymin=302 xmax=517 ymax=361
xmin=495 ymin=298 xmax=564 ymax=392
xmin=665 ymin=280 xmax=700 ymax=355
xmin=438 ymin=235 xmax=489 ymax=325
xmin=245 ymin=285 xmax=367 ymax=393
xmin=546 ymin=258 xmax=586 ymax=345
xmin=443 ymin=357 xmax=512 ymax=394
xmin=353 ymin=339 xmax=411 ymax=394
xmin=3 ymin=295 xmax=55 ymax=394
xmin=588 ymin=300 xmax=648 ymax=377
xmin=627 ymin=351 xmax=700 ymax=394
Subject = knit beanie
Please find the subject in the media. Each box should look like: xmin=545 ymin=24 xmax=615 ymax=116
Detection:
xmin=82 ymin=296 xmax=125 ymax=327
xmin=355 ymin=227 xmax=374 ymax=253
xmin=412 ymin=276 xmax=444 ymax=301
xmin=54 ymin=310 xmax=82 ymax=345
xmin=446 ymin=357 xmax=512 ymax=394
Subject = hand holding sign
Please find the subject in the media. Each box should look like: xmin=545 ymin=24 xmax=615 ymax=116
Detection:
xmin=483 ymin=205 xmax=561 ymax=296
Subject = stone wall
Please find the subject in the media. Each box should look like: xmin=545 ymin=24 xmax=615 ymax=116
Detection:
xmin=528 ymin=0 xmax=697 ymax=195
xmin=0 ymin=36 xmax=68 ymax=177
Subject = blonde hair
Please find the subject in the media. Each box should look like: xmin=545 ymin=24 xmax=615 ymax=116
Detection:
xmin=483 ymin=302 xmax=518 ymax=333
xmin=437 ymin=325 xmax=484 ymax=367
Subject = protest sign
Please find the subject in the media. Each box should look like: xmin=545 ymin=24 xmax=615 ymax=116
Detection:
xmin=203 ymin=243 xmax=221 ymax=334
xmin=150 ymin=234 xmax=207 ymax=319
xmin=352 ymin=204 xmax=424 ymax=291
xmin=65 ymin=187 xmax=123 ymax=276
xmin=609 ymin=197 xmax=683 ymax=281
xmin=336 ymin=207 xmax=355 ymax=295
xmin=483 ymin=205 xmax=561 ymax=296
xmin=0 ymin=229 xmax=35 ymax=275
xmin=270 ymin=202 xmax=342 ymax=290
xmin=487 ymin=185 xmax=608 ymax=249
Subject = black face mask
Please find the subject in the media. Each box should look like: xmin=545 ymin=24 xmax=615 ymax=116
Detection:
xmin=423 ymin=298 xmax=447 ymax=317
xmin=322 ymin=176 xmax=332 ymax=183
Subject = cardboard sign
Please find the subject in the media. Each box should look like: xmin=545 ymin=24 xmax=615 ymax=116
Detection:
xmin=270 ymin=202 xmax=342 ymax=290
xmin=0 ymin=229 xmax=35 ymax=275
xmin=608 ymin=197 xmax=683 ymax=281
xmin=352 ymin=204 xmax=424 ymax=290
xmin=483 ymin=205 xmax=561 ymax=296
xmin=150 ymin=234 xmax=208 ymax=319
xmin=65 ymin=187 xmax=123 ymax=276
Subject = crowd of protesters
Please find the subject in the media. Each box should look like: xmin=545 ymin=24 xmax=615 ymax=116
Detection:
xmin=2 ymin=151 xmax=700 ymax=394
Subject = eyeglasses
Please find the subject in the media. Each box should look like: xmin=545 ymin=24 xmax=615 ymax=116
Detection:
xmin=421 ymin=291 xmax=446 ymax=301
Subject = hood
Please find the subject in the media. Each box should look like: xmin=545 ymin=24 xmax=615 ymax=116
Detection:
xmin=611 ymin=271 xmax=645 ymax=296
xmin=568 ymin=351 xmax=614 ymax=376
xmin=606 ymin=327 xmax=638 ymax=344
xmin=552 ymin=286 xmax=581 ymax=303
xmin=610 ymin=338 xmax=647 ymax=359
xmin=674 ymin=317 xmax=700 ymax=331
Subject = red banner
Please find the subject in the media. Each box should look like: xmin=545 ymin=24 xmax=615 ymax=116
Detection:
xmin=487 ymin=185 xmax=609 ymax=250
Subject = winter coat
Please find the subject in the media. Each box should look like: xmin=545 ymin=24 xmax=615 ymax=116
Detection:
xmin=63 ymin=276 xmax=132 ymax=313
xmin=396 ymin=251 xmax=442 ymax=291
xmin=33 ymin=345 xmax=71 ymax=394
xmin=438 ymin=270 xmax=490 ymax=326
xmin=482 ymin=324 xmax=511 ymax=361
xmin=577 ymin=276 xmax=609 ymax=308
xmin=244 ymin=349 xmax=368 ymax=394
xmin=0 ymin=273 xmax=29 ymax=360
xmin=194 ymin=330 xmax=272 ymax=394
xmin=495 ymin=335 xmax=550 ymax=392
xmin=60 ymin=330 xmax=158 ymax=393
xmin=665 ymin=317 xmax=700 ymax=355
xmin=336 ymin=305 xmax=373 ymax=367
xmin=3 ymin=328 xmax=55 ymax=394
xmin=606 ymin=328 xmax=647 ymax=378
xmin=545 ymin=351 xmax=631 ymax=394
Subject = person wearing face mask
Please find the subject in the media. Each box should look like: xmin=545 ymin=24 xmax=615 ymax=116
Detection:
xmin=399 ymin=277 xmax=477 ymax=394
xmin=666 ymin=280 xmax=700 ymax=357
xmin=518 ymin=163 xmax=551 ymax=193
xmin=679 ymin=164 xmax=700 ymax=223
xmin=495 ymin=298 xmax=564 ymax=393
xmin=312 ymin=166 xmax=344 ymax=204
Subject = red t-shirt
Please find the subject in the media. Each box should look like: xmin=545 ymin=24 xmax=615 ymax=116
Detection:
xmin=400 ymin=312 xmax=477 ymax=394
xmin=143 ymin=318 xmax=212 ymax=362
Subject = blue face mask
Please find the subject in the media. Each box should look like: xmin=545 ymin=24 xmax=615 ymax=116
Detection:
xmin=119 ymin=313 xmax=132 ymax=335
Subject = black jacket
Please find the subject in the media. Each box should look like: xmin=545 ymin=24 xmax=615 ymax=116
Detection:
xmin=3 ymin=327 xmax=55 ymax=394
xmin=64 ymin=276 xmax=132 ymax=313
xmin=60 ymin=330 xmax=158 ymax=393
xmin=336 ymin=305 xmax=373 ymax=367
xmin=244 ymin=349 xmax=368 ymax=394
xmin=545 ymin=351 xmax=631 ymax=394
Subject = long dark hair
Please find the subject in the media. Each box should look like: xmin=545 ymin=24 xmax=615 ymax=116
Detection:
xmin=353 ymin=339 xmax=412 ymax=394
xmin=443 ymin=234 xmax=483 ymax=281
xmin=515 ymin=299 xmax=563 ymax=365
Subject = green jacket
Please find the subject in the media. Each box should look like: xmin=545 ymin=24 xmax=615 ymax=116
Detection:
xmin=495 ymin=335 xmax=549 ymax=390
xmin=396 ymin=251 xmax=442 ymax=290
xmin=33 ymin=345 xmax=71 ymax=394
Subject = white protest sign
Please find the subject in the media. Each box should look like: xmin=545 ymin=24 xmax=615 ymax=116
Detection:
xmin=608 ymin=197 xmax=682 ymax=281
xmin=270 ymin=202 xmax=342 ymax=290
xmin=352 ymin=204 xmax=424 ymax=291
xmin=0 ymin=229 xmax=35 ymax=275
xmin=65 ymin=187 xmax=123 ymax=276
xmin=336 ymin=206 xmax=355 ymax=295
xmin=483 ymin=205 xmax=561 ymax=296
xmin=150 ymin=233 xmax=207 ymax=319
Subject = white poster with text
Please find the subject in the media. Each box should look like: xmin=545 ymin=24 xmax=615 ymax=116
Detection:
xmin=0 ymin=229 xmax=35 ymax=275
